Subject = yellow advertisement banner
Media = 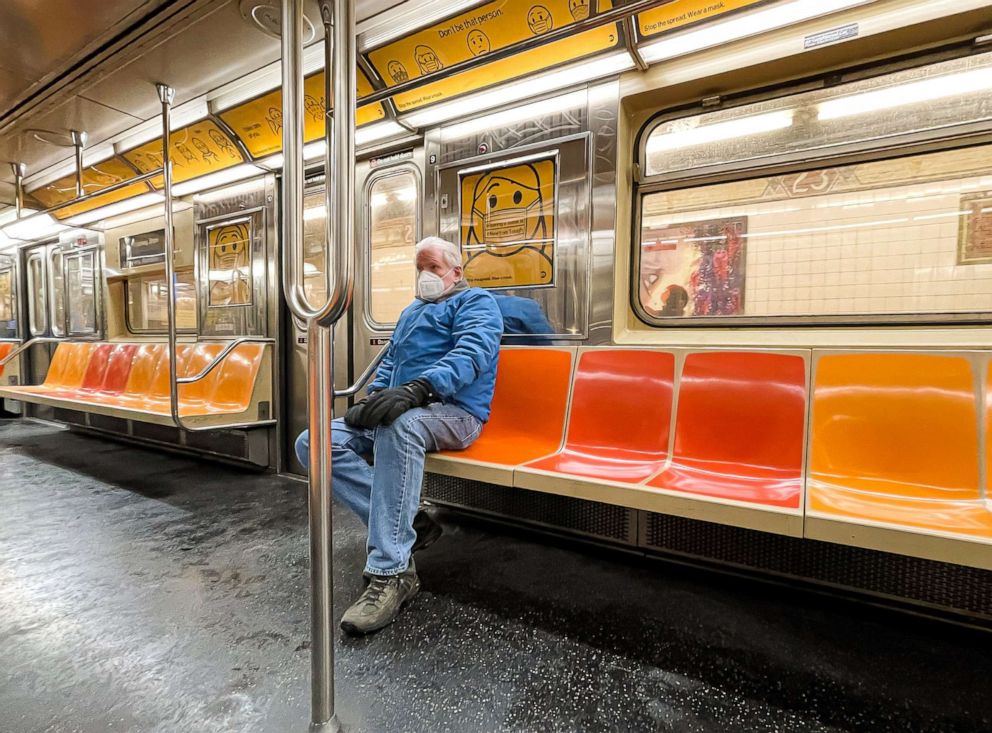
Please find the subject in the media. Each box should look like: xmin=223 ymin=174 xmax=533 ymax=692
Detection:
xmin=369 ymin=0 xmax=609 ymax=87
xmin=29 ymin=157 xmax=154 ymax=220
xmin=219 ymin=70 xmax=386 ymax=159
xmin=637 ymin=0 xmax=767 ymax=38
xmin=207 ymin=220 xmax=253 ymax=307
xmin=460 ymin=158 xmax=556 ymax=289
xmin=391 ymin=24 xmax=617 ymax=112
xmin=122 ymin=120 xmax=245 ymax=187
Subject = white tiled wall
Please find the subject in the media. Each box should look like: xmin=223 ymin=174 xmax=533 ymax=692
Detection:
xmin=657 ymin=173 xmax=992 ymax=317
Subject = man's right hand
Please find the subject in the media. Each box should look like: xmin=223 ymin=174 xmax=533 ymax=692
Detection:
xmin=343 ymin=392 xmax=380 ymax=428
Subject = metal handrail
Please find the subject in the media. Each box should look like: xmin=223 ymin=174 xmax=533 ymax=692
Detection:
xmin=357 ymin=0 xmax=676 ymax=107
xmin=333 ymin=347 xmax=386 ymax=399
xmin=175 ymin=336 xmax=275 ymax=384
xmin=17 ymin=168 xmax=163 ymax=220
xmin=0 ymin=335 xmax=101 ymax=368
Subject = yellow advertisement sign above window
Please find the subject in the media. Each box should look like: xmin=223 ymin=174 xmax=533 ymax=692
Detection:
xmin=636 ymin=0 xmax=767 ymax=38
xmin=29 ymin=157 xmax=153 ymax=220
xmin=122 ymin=120 xmax=245 ymax=187
xmin=390 ymin=23 xmax=618 ymax=112
xmin=368 ymin=0 xmax=610 ymax=87
xmin=219 ymin=70 xmax=386 ymax=160
xmin=460 ymin=157 xmax=557 ymax=289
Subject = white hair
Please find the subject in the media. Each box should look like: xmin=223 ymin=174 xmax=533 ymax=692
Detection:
xmin=415 ymin=236 xmax=462 ymax=269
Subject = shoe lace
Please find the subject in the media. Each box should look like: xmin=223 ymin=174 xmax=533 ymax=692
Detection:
xmin=362 ymin=576 xmax=392 ymax=606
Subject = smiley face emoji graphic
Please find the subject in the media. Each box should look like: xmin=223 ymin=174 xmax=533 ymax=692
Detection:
xmin=527 ymin=5 xmax=553 ymax=35
xmin=466 ymin=30 xmax=491 ymax=57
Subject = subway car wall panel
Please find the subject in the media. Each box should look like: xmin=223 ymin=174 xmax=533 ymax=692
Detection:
xmin=3 ymin=0 xmax=992 ymax=731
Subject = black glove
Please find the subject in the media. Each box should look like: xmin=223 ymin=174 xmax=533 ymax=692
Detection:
xmin=344 ymin=396 xmax=372 ymax=428
xmin=360 ymin=378 xmax=435 ymax=427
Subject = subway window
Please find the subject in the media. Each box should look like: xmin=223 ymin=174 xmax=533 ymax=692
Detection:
xmin=636 ymin=52 xmax=992 ymax=324
xmin=367 ymin=168 xmax=419 ymax=325
xmin=64 ymin=251 xmax=98 ymax=335
xmin=125 ymin=271 xmax=197 ymax=333
xmin=49 ymin=249 xmax=65 ymax=337
xmin=26 ymin=253 xmax=47 ymax=336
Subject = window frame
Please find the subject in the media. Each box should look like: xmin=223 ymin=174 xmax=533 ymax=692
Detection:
xmin=63 ymin=247 xmax=101 ymax=337
xmin=632 ymin=48 xmax=992 ymax=329
xmin=123 ymin=270 xmax=198 ymax=335
xmin=362 ymin=161 xmax=422 ymax=330
xmin=26 ymin=251 xmax=48 ymax=337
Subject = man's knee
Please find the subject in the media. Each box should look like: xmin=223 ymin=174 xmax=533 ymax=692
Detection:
xmin=294 ymin=430 xmax=310 ymax=467
xmin=380 ymin=409 xmax=429 ymax=445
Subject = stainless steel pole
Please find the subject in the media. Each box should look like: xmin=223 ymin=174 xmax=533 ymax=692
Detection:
xmin=10 ymin=163 xmax=25 ymax=218
xmin=282 ymin=1 xmax=339 ymax=730
xmin=156 ymin=83 xmax=179 ymax=435
xmin=71 ymin=130 xmax=88 ymax=199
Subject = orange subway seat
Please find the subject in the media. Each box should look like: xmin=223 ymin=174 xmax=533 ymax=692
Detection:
xmin=50 ymin=343 xmax=95 ymax=389
xmin=100 ymin=344 xmax=138 ymax=394
xmin=0 ymin=342 xmax=12 ymax=377
xmin=177 ymin=343 xmax=225 ymax=407
xmin=79 ymin=344 xmax=115 ymax=392
xmin=808 ymin=489 xmax=992 ymax=538
xmin=809 ymin=353 xmax=979 ymax=502
xmin=437 ymin=349 xmax=572 ymax=465
xmin=200 ymin=344 xmax=266 ymax=413
xmin=523 ymin=350 xmax=674 ymax=483
xmin=647 ymin=352 xmax=807 ymax=508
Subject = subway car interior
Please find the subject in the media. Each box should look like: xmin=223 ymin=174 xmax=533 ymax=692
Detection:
xmin=2 ymin=0 xmax=992 ymax=730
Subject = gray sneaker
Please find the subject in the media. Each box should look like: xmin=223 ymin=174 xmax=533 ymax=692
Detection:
xmin=340 ymin=560 xmax=421 ymax=636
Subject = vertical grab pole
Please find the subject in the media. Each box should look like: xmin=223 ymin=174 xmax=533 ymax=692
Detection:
xmin=71 ymin=130 xmax=88 ymax=199
xmin=281 ymin=1 xmax=342 ymax=730
xmin=10 ymin=163 xmax=25 ymax=219
xmin=157 ymin=82 xmax=180 ymax=431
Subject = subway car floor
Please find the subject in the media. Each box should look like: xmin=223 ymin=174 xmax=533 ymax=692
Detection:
xmin=1 ymin=419 xmax=991 ymax=733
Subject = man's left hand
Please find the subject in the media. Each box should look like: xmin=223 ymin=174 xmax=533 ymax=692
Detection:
xmin=361 ymin=379 xmax=434 ymax=427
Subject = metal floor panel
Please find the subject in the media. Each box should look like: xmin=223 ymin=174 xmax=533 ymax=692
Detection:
xmin=3 ymin=419 xmax=992 ymax=733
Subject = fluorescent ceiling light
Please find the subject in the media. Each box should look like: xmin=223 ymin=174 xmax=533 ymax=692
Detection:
xmin=355 ymin=120 xmax=408 ymax=147
xmin=171 ymin=163 xmax=263 ymax=197
xmin=639 ymin=0 xmax=871 ymax=64
xmin=441 ymin=90 xmax=587 ymax=140
xmin=647 ymin=110 xmax=794 ymax=153
xmin=64 ymin=193 xmax=165 ymax=228
xmin=2 ymin=211 xmax=69 ymax=241
xmin=818 ymin=68 xmax=992 ymax=120
xmin=401 ymin=51 xmax=634 ymax=129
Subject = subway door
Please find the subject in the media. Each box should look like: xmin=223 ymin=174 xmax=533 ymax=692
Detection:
xmin=0 ymin=254 xmax=19 ymax=415
xmin=352 ymin=151 xmax=425 ymax=396
xmin=19 ymin=243 xmax=53 ymax=390
xmin=284 ymin=184 xmax=352 ymax=475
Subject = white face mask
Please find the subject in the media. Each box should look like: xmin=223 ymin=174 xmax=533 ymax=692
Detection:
xmin=417 ymin=268 xmax=453 ymax=301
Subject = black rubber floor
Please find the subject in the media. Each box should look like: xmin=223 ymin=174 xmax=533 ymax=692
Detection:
xmin=1 ymin=419 xmax=991 ymax=733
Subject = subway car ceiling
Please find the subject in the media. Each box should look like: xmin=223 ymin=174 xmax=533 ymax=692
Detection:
xmin=1 ymin=0 xmax=989 ymax=241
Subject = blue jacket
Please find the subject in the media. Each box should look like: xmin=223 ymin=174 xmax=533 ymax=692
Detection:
xmin=369 ymin=287 xmax=503 ymax=422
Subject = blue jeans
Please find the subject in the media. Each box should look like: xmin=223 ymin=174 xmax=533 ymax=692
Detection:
xmin=295 ymin=403 xmax=482 ymax=576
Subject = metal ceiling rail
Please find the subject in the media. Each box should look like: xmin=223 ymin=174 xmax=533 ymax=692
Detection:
xmin=357 ymin=0 xmax=677 ymax=107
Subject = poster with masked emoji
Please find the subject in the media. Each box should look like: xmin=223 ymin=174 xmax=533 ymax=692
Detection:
xmin=368 ymin=0 xmax=616 ymax=102
xmin=207 ymin=221 xmax=253 ymax=307
xmin=0 ymin=268 xmax=12 ymax=323
xmin=460 ymin=159 xmax=556 ymax=289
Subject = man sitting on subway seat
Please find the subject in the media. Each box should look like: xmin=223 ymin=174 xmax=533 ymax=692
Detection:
xmin=295 ymin=236 xmax=503 ymax=635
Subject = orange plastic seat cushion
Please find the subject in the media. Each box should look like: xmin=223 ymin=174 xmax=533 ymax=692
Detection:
xmin=808 ymin=353 xmax=990 ymax=537
xmin=438 ymin=349 xmax=572 ymax=465
xmin=648 ymin=352 xmax=807 ymax=508
xmin=0 ymin=342 xmax=12 ymax=377
xmin=524 ymin=350 xmax=674 ymax=483
xmin=810 ymin=353 xmax=979 ymax=501
xmin=79 ymin=344 xmax=114 ymax=392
